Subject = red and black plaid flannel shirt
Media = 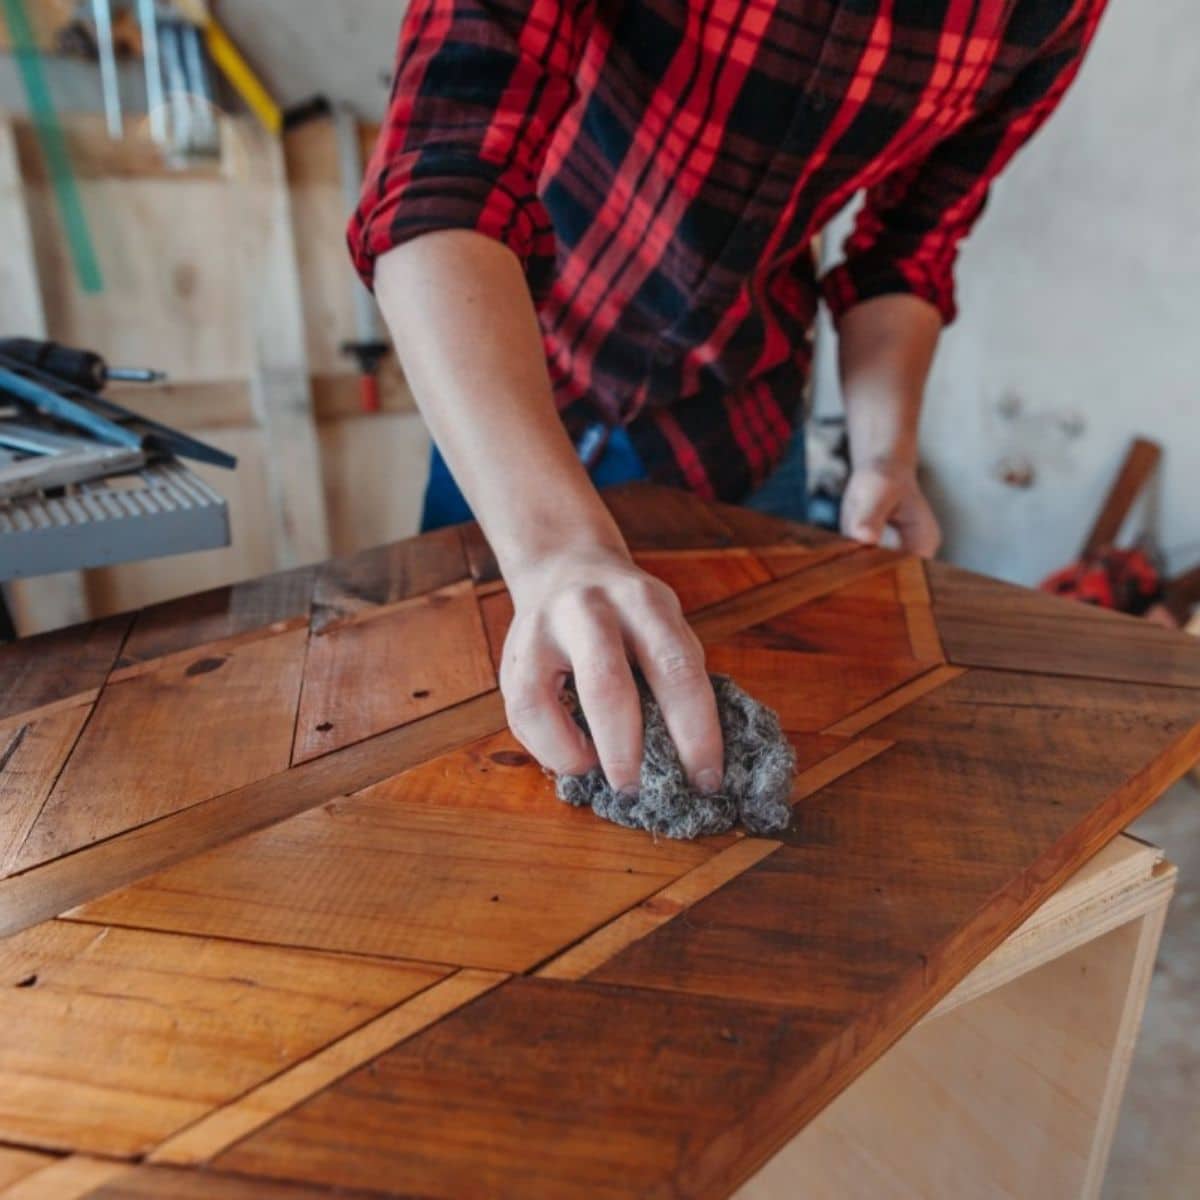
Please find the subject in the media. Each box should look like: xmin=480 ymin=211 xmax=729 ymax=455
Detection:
xmin=350 ymin=0 xmax=1106 ymax=501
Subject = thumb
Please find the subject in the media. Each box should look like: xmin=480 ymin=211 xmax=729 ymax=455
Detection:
xmin=843 ymin=484 xmax=892 ymax=545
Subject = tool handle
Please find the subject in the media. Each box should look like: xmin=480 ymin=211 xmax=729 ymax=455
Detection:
xmin=0 ymin=338 xmax=106 ymax=391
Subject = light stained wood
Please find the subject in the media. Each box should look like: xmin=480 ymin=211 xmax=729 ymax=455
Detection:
xmin=294 ymin=581 xmax=495 ymax=762
xmin=11 ymin=627 xmax=309 ymax=873
xmin=690 ymin=546 xmax=901 ymax=645
xmin=0 ymin=1157 xmax=133 ymax=1200
xmin=788 ymin=737 xmax=892 ymax=806
xmin=70 ymin=781 xmax=725 ymax=973
xmin=0 ymin=690 xmax=508 ymax=939
xmin=895 ymin=557 xmax=944 ymax=661
xmin=538 ymin=838 xmax=781 ymax=981
xmin=822 ymin=664 xmax=966 ymax=736
xmin=0 ymin=922 xmax=447 ymax=1158
xmin=704 ymin=644 xmax=929 ymax=733
xmin=0 ymin=1146 xmax=52 ymax=1193
xmin=633 ymin=549 xmax=773 ymax=613
xmin=0 ymin=704 xmax=91 ymax=877
xmin=150 ymin=968 xmax=506 ymax=1166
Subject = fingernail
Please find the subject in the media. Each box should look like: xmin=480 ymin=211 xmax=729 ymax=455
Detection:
xmin=697 ymin=767 xmax=723 ymax=794
xmin=615 ymin=783 xmax=640 ymax=800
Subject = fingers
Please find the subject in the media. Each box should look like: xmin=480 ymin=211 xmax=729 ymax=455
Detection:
xmin=558 ymin=597 xmax=644 ymax=794
xmin=892 ymin=491 xmax=942 ymax=558
xmin=841 ymin=477 xmax=890 ymax=545
xmin=500 ymin=620 xmax=596 ymax=777
xmin=625 ymin=583 xmax=725 ymax=793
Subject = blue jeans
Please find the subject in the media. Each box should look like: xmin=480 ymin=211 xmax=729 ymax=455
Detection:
xmin=419 ymin=421 xmax=808 ymax=532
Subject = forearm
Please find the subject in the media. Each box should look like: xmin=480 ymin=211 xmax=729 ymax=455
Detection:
xmin=837 ymin=293 xmax=942 ymax=466
xmin=374 ymin=230 xmax=627 ymax=578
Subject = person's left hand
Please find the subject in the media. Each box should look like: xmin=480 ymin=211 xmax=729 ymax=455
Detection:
xmin=841 ymin=457 xmax=941 ymax=558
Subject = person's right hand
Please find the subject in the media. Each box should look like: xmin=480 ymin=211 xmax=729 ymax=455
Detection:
xmin=501 ymin=545 xmax=724 ymax=796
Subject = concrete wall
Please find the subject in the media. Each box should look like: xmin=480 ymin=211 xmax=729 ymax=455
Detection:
xmin=814 ymin=0 xmax=1199 ymax=585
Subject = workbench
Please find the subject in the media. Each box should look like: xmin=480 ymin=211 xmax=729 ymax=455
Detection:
xmin=0 ymin=483 xmax=1197 ymax=1199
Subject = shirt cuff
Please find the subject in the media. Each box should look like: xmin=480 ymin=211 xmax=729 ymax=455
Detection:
xmin=348 ymin=152 xmax=547 ymax=292
xmin=821 ymin=257 xmax=958 ymax=327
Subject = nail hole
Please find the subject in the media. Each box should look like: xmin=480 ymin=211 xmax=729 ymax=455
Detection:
xmin=315 ymin=721 xmax=333 ymax=732
xmin=15 ymin=974 xmax=37 ymax=988
xmin=411 ymin=688 xmax=431 ymax=699
xmin=185 ymin=656 xmax=226 ymax=677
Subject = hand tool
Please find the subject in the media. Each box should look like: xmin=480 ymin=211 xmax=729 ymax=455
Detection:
xmin=0 ymin=353 xmax=236 ymax=468
xmin=0 ymin=338 xmax=165 ymax=392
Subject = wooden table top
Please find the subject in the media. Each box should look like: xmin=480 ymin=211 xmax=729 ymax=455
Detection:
xmin=1 ymin=483 xmax=1198 ymax=1199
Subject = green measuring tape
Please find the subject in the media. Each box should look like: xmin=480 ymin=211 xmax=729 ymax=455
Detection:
xmin=1 ymin=0 xmax=105 ymax=294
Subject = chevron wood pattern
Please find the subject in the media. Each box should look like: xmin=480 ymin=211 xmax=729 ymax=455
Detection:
xmin=0 ymin=482 xmax=1196 ymax=1198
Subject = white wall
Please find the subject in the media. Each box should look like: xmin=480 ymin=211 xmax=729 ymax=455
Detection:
xmin=816 ymin=0 xmax=1200 ymax=584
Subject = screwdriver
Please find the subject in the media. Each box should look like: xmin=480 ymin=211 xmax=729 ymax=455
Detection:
xmin=0 ymin=338 xmax=165 ymax=392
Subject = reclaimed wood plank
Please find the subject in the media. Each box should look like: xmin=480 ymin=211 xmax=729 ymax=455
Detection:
xmin=11 ymin=627 xmax=309 ymax=873
xmin=0 ymin=922 xmax=447 ymax=1158
xmin=214 ymin=977 xmax=832 ymax=1200
xmin=0 ymin=616 xmax=130 ymax=723
xmin=2 ymin=1157 xmax=133 ymax=1200
xmin=150 ymin=968 xmax=506 ymax=1166
xmin=633 ymin=549 xmax=773 ymax=613
xmin=69 ymin=780 xmax=725 ymax=972
xmin=822 ymin=665 xmax=965 ymax=736
xmin=0 ymin=691 xmax=508 ymax=939
xmin=0 ymin=1146 xmax=53 ymax=1192
xmin=703 ymin=644 xmax=929 ymax=733
xmin=79 ymin=1166 xmax=372 ymax=1199
xmin=895 ymin=558 xmax=944 ymax=662
xmin=293 ymin=581 xmax=496 ymax=763
xmin=601 ymin=483 xmax=736 ymax=549
xmin=929 ymin=561 xmax=1200 ymax=688
xmin=118 ymin=567 xmax=317 ymax=668
xmin=0 ymin=704 xmax=91 ymax=878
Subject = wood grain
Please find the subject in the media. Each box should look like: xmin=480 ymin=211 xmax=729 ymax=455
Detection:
xmin=538 ymin=838 xmax=781 ymax=981
xmin=150 ymin=968 xmax=505 ymax=1166
xmin=11 ymin=627 xmax=309 ymax=873
xmin=0 ymin=1146 xmax=52 ymax=1192
xmin=119 ymin=566 xmax=316 ymax=667
xmin=0 ymin=691 xmax=508 ymax=939
xmin=690 ymin=546 xmax=901 ymax=646
xmin=704 ymin=644 xmax=929 ymax=733
xmin=70 ymin=777 xmax=724 ymax=972
xmin=0 ymin=704 xmax=91 ymax=877
xmin=822 ymin=664 xmax=965 ymax=736
xmin=1081 ymin=437 xmax=1161 ymax=558
xmin=1 ymin=1157 xmax=132 ymax=1200
xmin=634 ymin=549 xmax=773 ymax=613
xmin=215 ymin=977 xmax=830 ymax=1200
xmin=0 ymin=616 xmax=129 ymax=723
xmin=79 ymin=1166 xmax=378 ymax=1199
xmin=0 ymin=922 xmax=446 ymax=1157
xmin=929 ymin=560 xmax=1200 ymax=688
xmin=310 ymin=525 xmax=467 ymax=632
xmin=895 ymin=558 xmax=944 ymax=662
xmin=294 ymin=581 xmax=495 ymax=763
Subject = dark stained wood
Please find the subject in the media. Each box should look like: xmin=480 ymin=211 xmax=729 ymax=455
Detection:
xmin=311 ymin=525 xmax=467 ymax=633
xmin=0 ymin=703 xmax=91 ymax=877
xmin=120 ymin=566 xmax=317 ymax=667
xmin=929 ymin=561 xmax=1200 ymax=688
xmin=215 ymin=977 xmax=831 ymax=1200
xmin=1081 ymin=437 xmax=1161 ymax=558
xmin=0 ymin=615 xmax=130 ymax=722
xmin=84 ymin=1166 xmax=381 ymax=1198
xmin=11 ymin=628 xmax=309 ymax=873
xmin=0 ymin=691 xmax=508 ymax=938
xmin=0 ymin=921 xmax=447 ymax=1158
xmin=294 ymin=582 xmax=496 ymax=763
xmin=707 ymin=497 xmax=846 ymax=549
xmin=601 ymin=482 xmax=736 ymax=549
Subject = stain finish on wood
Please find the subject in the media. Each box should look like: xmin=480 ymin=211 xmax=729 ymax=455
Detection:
xmin=0 ymin=483 xmax=1196 ymax=1196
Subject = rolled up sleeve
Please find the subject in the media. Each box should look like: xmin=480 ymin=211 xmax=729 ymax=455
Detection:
xmin=348 ymin=0 xmax=594 ymax=290
xmin=822 ymin=0 xmax=1107 ymax=326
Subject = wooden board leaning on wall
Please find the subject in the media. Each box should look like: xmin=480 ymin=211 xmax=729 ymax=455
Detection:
xmin=0 ymin=112 xmax=429 ymax=635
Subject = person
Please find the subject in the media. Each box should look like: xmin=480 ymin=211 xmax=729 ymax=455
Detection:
xmin=349 ymin=0 xmax=1106 ymax=798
